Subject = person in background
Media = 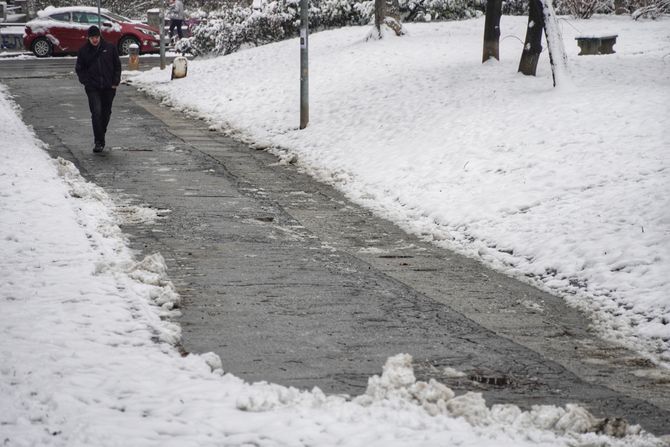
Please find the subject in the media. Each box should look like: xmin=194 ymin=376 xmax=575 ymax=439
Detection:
xmin=75 ymin=25 xmax=121 ymax=153
xmin=168 ymin=0 xmax=185 ymax=41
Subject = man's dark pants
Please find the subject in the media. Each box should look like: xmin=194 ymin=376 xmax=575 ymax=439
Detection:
xmin=170 ymin=19 xmax=183 ymax=39
xmin=85 ymin=87 xmax=116 ymax=147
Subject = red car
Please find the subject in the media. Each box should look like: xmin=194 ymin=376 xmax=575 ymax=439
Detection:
xmin=24 ymin=6 xmax=161 ymax=57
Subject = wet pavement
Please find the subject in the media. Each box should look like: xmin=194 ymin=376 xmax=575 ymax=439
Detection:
xmin=2 ymin=58 xmax=669 ymax=435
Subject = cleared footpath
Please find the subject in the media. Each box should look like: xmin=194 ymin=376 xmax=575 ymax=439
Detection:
xmin=1 ymin=59 xmax=668 ymax=435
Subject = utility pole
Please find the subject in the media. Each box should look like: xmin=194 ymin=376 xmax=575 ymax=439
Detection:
xmin=160 ymin=0 xmax=166 ymax=70
xmin=299 ymin=0 xmax=309 ymax=129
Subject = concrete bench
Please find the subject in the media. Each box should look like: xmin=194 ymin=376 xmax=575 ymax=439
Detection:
xmin=575 ymin=35 xmax=618 ymax=55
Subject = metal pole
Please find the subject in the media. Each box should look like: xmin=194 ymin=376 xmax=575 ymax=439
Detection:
xmin=299 ymin=0 xmax=309 ymax=129
xmin=97 ymin=0 xmax=101 ymax=28
xmin=159 ymin=0 xmax=166 ymax=70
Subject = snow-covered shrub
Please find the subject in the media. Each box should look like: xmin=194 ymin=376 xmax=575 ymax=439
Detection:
xmin=631 ymin=0 xmax=670 ymax=18
xmin=502 ymin=0 xmax=528 ymax=14
xmin=501 ymin=0 xmax=618 ymax=17
xmin=398 ymin=0 xmax=484 ymax=21
xmin=186 ymin=1 xmax=299 ymax=56
xmin=187 ymin=7 xmax=246 ymax=55
xmin=353 ymin=0 xmax=377 ymax=20
xmin=558 ymin=0 xmax=611 ymax=18
xmin=186 ymin=0 xmax=486 ymax=55
xmin=245 ymin=5 xmax=298 ymax=46
xmin=314 ymin=0 xmax=371 ymax=27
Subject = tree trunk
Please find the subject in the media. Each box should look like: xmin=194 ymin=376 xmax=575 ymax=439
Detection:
xmin=518 ymin=0 xmax=544 ymax=76
xmin=374 ymin=0 xmax=385 ymax=38
xmin=369 ymin=0 xmax=405 ymax=40
xmin=518 ymin=0 xmax=569 ymax=86
xmin=542 ymin=0 xmax=569 ymax=86
xmin=482 ymin=0 xmax=502 ymax=62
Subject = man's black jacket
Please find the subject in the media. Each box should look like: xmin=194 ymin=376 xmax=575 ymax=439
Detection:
xmin=75 ymin=39 xmax=121 ymax=89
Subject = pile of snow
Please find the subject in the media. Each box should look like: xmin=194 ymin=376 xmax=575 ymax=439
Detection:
xmin=0 ymin=82 xmax=664 ymax=445
xmin=129 ymin=15 xmax=670 ymax=366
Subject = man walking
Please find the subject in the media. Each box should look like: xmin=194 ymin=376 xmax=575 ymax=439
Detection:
xmin=75 ymin=25 xmax=121 ymax=153
xmin=168 ymin=0 xmax=185 ymax=41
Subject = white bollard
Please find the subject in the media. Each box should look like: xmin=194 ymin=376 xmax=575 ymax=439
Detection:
xmin=171 ymin=56 xmax=188 ymax=80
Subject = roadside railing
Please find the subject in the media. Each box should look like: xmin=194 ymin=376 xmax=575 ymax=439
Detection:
xmin=0 ymin=0 xmax=28 ymax=23
xmin=0 ymin=22 xmax=25 ymax=52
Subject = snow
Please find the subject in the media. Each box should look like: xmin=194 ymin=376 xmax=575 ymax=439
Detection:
xmin=30 ymin=6 xmax=129 ymax=34
xmin=129 ymin=14 xmax=670 ymax=367
xmin=37 ymin=6 xmax=113 ymax=18
xmin=0 ymin=26 xmax=24 ymax=34
xmin=1 ymin=14 xmax=669 ymax=447
xmin=27 ymin=19 xmax=122 ymax=35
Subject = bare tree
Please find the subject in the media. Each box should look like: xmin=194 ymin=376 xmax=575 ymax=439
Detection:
xmin=482 ymin=0 xmax=503 ymax=62
xmin=518 ymin=0 xmax=544 ymax=75
xmin=518 ymin=0 xmax=568 ymax=87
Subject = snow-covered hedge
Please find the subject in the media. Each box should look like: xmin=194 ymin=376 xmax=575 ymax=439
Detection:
xmin=554 ymin=0 xmax=616 ymax=17
xmin=185 ymin=0 xmax=484 ymax=56
xmin=631 ymin=0 xmax=669 ymax=18
xmin=501 ymin=0 xmax=616 ymax=18
xmin=397 ymin=0 xmax=486 ymax=21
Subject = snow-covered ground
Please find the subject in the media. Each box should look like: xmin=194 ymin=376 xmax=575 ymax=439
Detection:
xmin=130 ymin=15 xmax=670 ymax=367
xmin=1 ymin=14 xmax=669 ymax=447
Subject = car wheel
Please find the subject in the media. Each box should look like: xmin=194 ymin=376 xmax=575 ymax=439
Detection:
xmin=32 ymin=37 xmax=53 ymax=58
xmin=118 ymin=36 xmax=140 ymax=56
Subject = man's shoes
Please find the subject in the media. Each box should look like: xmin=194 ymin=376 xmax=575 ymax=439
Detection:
xmin=93 ymin=143 xmax=104 ymax=153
